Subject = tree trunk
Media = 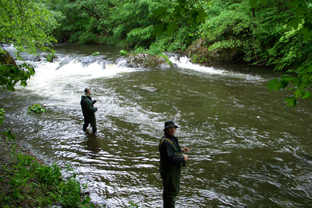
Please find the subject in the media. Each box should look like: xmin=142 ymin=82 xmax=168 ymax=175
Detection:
xmin=0 ymin=51 xmax=18 ymax=68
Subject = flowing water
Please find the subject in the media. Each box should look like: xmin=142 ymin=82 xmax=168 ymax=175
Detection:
xmin=1 ymin=44 xmax=312 ymax=208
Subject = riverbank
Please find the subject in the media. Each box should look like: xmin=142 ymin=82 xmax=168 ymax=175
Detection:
xmin=0 ymin=136 xmax=102 ymax=208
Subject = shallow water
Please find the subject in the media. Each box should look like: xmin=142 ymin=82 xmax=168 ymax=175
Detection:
xmin=1 ymin=44 xmax=312 ymax=207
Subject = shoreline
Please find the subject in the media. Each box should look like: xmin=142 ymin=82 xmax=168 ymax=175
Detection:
xmin=0 ymin=136 xmax=104 ymax=207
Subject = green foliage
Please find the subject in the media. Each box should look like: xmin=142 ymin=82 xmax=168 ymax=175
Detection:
xmin=0 ymin=134 xmax=94 ymax=207
xmin=199 ymin=0 xmax=311 ymax=67
xmin=0 ymin=0 xmax=58 ymax=55
xmin=147 ymin=43 xmax=165 ymax=56
xmin=120 ymin=50 xmax=128 ymax=56
xmin=150 ymin=0 xmax=206 ymax=52
xmin=92 ymin=52 xmax=100 ymax=56
xmin=108 ymin=0 xmax=157 ymax=47
xmin=199 ymin=0 xmax=257 ymax=61
xmin=77 ymin=31 xmax=99 ymax=44
xmin=191 ymin=54 xmax=207 ymax=64
xmin=195 ymin=0 xmax=312 ymax=106
xmin=0 ymin=0 xmax=58 ymax=92
xmin=0 ymin=108 xmax=4 ymax=125
xmin=58 ymin=178 xmax=87 ymax=207
xmin=134 ymin=47 xmax=146 ymax=54
xmin=36 ymin=164 xmax=62 ymax=185
xmin=254 ymin=0 xmax=312 ymax=106
xmin=47 ymin=0 xmax=112 ymax=44
xmin=268 ymin=65 xmax=312 ymax=107
xmin=47 ymin=0 xmax=205 ymax=52
xmin=46 ymin=53 xmax=56 ymax=62
xmin=158 ymin=54 xmax=173 ymax=67
xmin=3 ymin=128 xmax=16 ymax=142
xmin=0 ymin=63 xmax=35 ymax=91
xmin=127 ymin=25 xmax=155 ymax=46
xmin=27 ymin=104 xmax=46 ymax=114
xmin=128 ymin=201 xmax=139 ymax=208
xmin=2 ymin=129 xmax=17 ymax=153
xmin=152 ymin=0 xmax=207 ymax=36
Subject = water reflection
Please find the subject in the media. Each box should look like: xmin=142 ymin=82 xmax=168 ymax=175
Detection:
xmin=84 ymin=132 xmax=101 ymax=154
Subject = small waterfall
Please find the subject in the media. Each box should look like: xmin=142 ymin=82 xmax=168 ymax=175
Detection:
xmin=169 ymin=55 xmax=265 ymax=81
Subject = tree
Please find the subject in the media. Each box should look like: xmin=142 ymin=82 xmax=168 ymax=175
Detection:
xmin=0 ymin=53 xmax=35 ymax=91
xmin=44 ymin=0 xmax=207 ymax=51
xmin=46 ymin=0 xmax=110 ymax=44
xmin=150 ymin=0 xmax=207 ymax=52
xmin=196 ymin=0 xmax=311 ymax=107
xmin=249 ymin=0 xmax=312 ymax=107
xmin=198 ymin=0 xmax=256 ymax=61
xmin=0 ymin=0 xmax=58 ymax=90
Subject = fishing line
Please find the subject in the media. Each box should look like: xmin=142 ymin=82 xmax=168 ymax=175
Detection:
xmin=95 ymin=101 xmax=105 ymax=109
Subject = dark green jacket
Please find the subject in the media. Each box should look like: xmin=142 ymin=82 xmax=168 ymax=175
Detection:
xmin=80 ymin=95 xmax=97 ymax=117
xmin=159 ymin=134 xmax=185 ymax=166
xmin=159 ymin=134 xmax=185 ymax=200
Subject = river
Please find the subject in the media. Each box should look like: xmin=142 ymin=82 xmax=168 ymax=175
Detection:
xmin=1 ymin=44 xmax=311 ymax=207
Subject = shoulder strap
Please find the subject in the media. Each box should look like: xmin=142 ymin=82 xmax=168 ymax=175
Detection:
xmin=159 ymin=137 xmax=178 ymax=152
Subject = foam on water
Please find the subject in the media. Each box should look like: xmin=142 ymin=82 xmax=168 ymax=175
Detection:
xmin=170 ymin=56 xmax=264 ymax=81
xmin=16 ymin=55 xmax=166 ymax=133
xmin=170 ymin=56 xmax=224 ymax=75
xmin=18 ymin=57 xmax=136 ymax=99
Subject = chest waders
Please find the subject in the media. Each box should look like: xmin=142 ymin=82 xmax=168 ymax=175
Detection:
xmin=159 ymin=138 xmax=182 ymax=208
xmin=81 ymin=98 xmax=97 ymax=134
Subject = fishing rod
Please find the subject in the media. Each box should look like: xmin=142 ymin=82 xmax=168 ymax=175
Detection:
xmin=94 ymin=100 xmax=105 ymax=109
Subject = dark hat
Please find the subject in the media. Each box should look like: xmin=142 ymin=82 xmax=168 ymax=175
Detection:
xmin=164 ymin=120 xmax=178 ymax=131
xmin=84 ymin=88 xmax=90 ymax=93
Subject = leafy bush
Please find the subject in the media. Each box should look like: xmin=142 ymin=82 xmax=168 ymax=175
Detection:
xmin=46 ymin=53 xmax=56 ymax=62
xmin=0 ymin=108 xmax=4 ymax=125
xmin=147 ymin=43 xmax=165 ymax=56
xmin=78 ymin=32 xmax=98 ymax=44
xmin=92 ymin=52 xmax=100 ymax=56
xmin=0 ymin=136 xmax=94 ymax=207
xmin=0 ymin=62 xmax=35 ymax=91
xmin=119 ymin=50 xmax=128 ymax=56
xmin=27 ymin=104 xmax=46 ymax=114
xmin=158 ymin=54 xmax=173 ymax=67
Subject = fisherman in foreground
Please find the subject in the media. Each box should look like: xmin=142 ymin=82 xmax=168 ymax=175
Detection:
xmin=80 ymin=88 xmax=98 ymax=134
xmin=159 ymin=121 xmax=189 ymax=208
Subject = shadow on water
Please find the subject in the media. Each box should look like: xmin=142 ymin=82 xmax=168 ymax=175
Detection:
xmin=83 ymin=131 xmax=101 ymax=155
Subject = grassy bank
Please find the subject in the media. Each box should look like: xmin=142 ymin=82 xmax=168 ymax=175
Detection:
xmin=0 ymin=133 xmax=100 ymax=208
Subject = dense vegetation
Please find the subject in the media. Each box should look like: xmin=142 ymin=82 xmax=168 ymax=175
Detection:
xmin=1 ymin=0 xmax=311 ymax=106
xmin=47 ymin=0 xmax=206 ymax=53
xmin=0 ymin=133 xmax=96 ymax=207
xmin=45 ymin=0 xmax=311 ymax=68
xmin=0 ymin=0 xmax=56 ymax=91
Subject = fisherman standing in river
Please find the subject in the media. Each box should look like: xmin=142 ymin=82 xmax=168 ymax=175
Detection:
xmin=159 ymin=121 xmax=189 ymax=208
xmin=80 ymin=88 xmax=98 ymax=134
